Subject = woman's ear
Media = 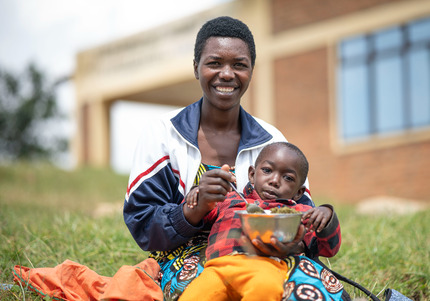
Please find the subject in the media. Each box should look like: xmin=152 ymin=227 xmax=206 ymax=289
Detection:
xmin=193 ymin=60 xmax=199 ymax=79
xmin=248 ymin=165 xmax=256 ymax=184
xmin=293 ymin=186 xmax=306 ymax=202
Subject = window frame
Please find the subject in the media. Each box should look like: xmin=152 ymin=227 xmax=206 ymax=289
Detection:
xmin=333 ymin=17 xmax=430 ymax=153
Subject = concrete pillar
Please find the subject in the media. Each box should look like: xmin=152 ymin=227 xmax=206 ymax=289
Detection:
xmin=74 ymin=99 xmax=110 ymax=167
xmin=89 ymin=100 xmax=111 ymax=166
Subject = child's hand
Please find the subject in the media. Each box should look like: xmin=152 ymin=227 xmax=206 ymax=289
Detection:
xmin=302 ymin=206 xmax=333 ymax=233
xmin=186 ymin=187 xmax=199 ymax=209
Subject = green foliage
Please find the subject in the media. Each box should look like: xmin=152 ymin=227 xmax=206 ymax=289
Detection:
xmin=0 ymin=163 xmax=429 ymax=300
xmin=0 ymin=63 xmax=67 ymax=161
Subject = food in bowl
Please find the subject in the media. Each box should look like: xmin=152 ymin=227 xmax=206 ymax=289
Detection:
xmin=238 ymin=208 xmax=303 ymax=244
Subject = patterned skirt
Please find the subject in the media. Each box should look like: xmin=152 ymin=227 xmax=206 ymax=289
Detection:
xmin=151 ymin=236 xmax=344 ymax=301
xmin=282 ymin=255 xmax=344 ymax=301
xmin=149 ymin=233 xmax=209 ymax=301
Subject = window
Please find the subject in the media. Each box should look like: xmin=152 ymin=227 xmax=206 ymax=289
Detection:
xmin=337 ymin=16 xmax=430 ymax=142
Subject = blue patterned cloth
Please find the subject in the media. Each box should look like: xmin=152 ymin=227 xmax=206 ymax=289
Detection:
xmin=151 ymin=234 xmax=208 ymax=301
xmin=282 ymin=256 xmax=344 ymax=301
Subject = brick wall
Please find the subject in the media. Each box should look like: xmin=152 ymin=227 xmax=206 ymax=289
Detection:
xmin=273 ymin=47 xmax=430 ymax=202
xmin=270 ymin=0 xmax=406 ymax=33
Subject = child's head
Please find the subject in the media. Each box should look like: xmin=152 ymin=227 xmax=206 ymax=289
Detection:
xmin=248 ymin=142 xmax=308 ymax=201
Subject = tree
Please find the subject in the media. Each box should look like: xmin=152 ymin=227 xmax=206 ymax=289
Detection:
xmin=0 ymin=63 xmax=68 ymax=161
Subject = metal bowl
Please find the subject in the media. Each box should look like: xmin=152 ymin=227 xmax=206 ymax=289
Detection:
xmin=238 ymin=210 xmax=303 ymax=243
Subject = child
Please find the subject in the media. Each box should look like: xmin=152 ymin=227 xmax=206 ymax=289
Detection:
xmin=179 ymin=142 xmax=342 ymax=301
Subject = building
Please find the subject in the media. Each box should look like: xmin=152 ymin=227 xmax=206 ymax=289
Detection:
xmin=74 ymin=0 xmax=430 ymax=202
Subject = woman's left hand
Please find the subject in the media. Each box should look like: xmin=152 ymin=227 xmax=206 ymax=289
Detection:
xmin=240 ymin=224 xmax=306 ymax=258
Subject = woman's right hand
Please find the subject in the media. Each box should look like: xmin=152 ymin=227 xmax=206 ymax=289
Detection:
xmin=183 ymin=164 xmax=235 ymax=226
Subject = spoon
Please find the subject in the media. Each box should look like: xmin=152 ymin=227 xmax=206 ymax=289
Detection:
xmin=229 ymin=182 xmax=248 ymax=204
xmin=229 ymin=182 xmax=266 ymax=214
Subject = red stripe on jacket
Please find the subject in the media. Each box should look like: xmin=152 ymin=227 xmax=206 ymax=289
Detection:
xmin=127 ymin=156 xmax=184 ymax=197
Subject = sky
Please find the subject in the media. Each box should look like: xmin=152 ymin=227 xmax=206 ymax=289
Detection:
xmin=0 ymin=0 xmax=227 ymax=173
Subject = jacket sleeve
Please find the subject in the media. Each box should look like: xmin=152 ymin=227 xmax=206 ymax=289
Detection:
xmin=296 ymin=193 xmax=315 ymax=207
xmin=303 ymin=204 xmax=342 ymax=258
xmin=123 ymin=119 xmax=203 ymax=252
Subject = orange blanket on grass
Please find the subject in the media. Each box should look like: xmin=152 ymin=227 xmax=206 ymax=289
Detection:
xmin=13 ymin=258 xmax=163 ymax=301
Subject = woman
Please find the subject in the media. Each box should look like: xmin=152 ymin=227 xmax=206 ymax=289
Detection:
xmin=123 ymin=16 xmax=314 ymax=300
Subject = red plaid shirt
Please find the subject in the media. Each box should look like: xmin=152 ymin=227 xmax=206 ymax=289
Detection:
xmin=203 ymin=182 xmax=341 ymax=261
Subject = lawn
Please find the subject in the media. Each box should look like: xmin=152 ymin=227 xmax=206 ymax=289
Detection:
xmin=0 ymin=163 xmax=429 ymax=300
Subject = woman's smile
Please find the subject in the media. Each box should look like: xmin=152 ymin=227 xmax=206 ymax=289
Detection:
xmin=215 ymin=86 xmax=235 ymax=93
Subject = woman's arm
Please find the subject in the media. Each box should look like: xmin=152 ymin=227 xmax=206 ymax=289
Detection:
xmin=124 ymin=166 xmax=203 ymax=251
xmin=124 ymin=123 xmax=236 ymax=252
xmin=123 ymin=119 xmax=203 ymax=252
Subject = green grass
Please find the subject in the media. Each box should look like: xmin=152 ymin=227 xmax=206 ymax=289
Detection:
xmin=323 ymin=205 xmax=430 ymax=300
xmin=0 ymin=163 xmax=429 ymax=300
xmin=0 ymin=162 xmax=146 ymax=300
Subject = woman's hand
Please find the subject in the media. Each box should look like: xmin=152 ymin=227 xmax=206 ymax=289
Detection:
xmin=183 ymin=164 xmax=235 ymax=225
xmin=240 ymin=224 xmax=306 ymax=258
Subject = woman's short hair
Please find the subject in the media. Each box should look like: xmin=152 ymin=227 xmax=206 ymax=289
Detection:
xmin=194 ymin=16 xmax=256 ymax=67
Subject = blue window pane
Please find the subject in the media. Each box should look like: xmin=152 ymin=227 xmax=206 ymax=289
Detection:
xmin=375 ymin=56 xmax=404 ymax=133
xmin=339 ymin=64 xmax=370 ymax=139
xmin=338 ymin=17 xmax=430 ymax=143
xmin=409 ymin=17 xmax=430 ymax=43
xmin=408 ymin=49 xmax=430 ymax=127
xmin=374 ymin=27 xmax=401 ymax=52
xmin=340 ymin=36 xmax=367 ymax=59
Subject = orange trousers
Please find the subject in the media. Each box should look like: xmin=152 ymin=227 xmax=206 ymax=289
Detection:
xmin=13 ymin=259 xmax=163 ymax=301
xmin=179 ymin=254 xmax=289 ymax=301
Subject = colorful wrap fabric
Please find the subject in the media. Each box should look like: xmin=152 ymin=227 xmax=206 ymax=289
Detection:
xmin=148 ymin=163 xmax=214 ymax=300
xmin=155 ymin=251 xmax=344 ymax=301
xmin=282 ymin=256 xmax=344 ymax=301
xmin=150 ymin=234 xmax=209 ymax=301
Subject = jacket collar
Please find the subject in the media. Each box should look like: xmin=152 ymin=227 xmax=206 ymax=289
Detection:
xmin=170 ymin=98 xmax=273 ymax=150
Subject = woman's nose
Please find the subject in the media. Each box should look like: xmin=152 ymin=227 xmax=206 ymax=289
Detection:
xmin=219 ymin=65 xmax=234 ymax=80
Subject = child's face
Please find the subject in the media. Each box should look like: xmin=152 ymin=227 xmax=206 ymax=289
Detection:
xmin=248 ymin=146 xmax=305 ymax=201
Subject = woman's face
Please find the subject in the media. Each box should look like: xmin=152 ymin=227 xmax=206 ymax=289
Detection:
xmin=194 ymin=37 xmax=253 ymax=111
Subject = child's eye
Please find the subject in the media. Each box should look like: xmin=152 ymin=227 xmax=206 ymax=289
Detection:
xmin=283 ymin=175 xmax=294 ymax=182
xmin=261 ymin=167 xmax=271 ymax=174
